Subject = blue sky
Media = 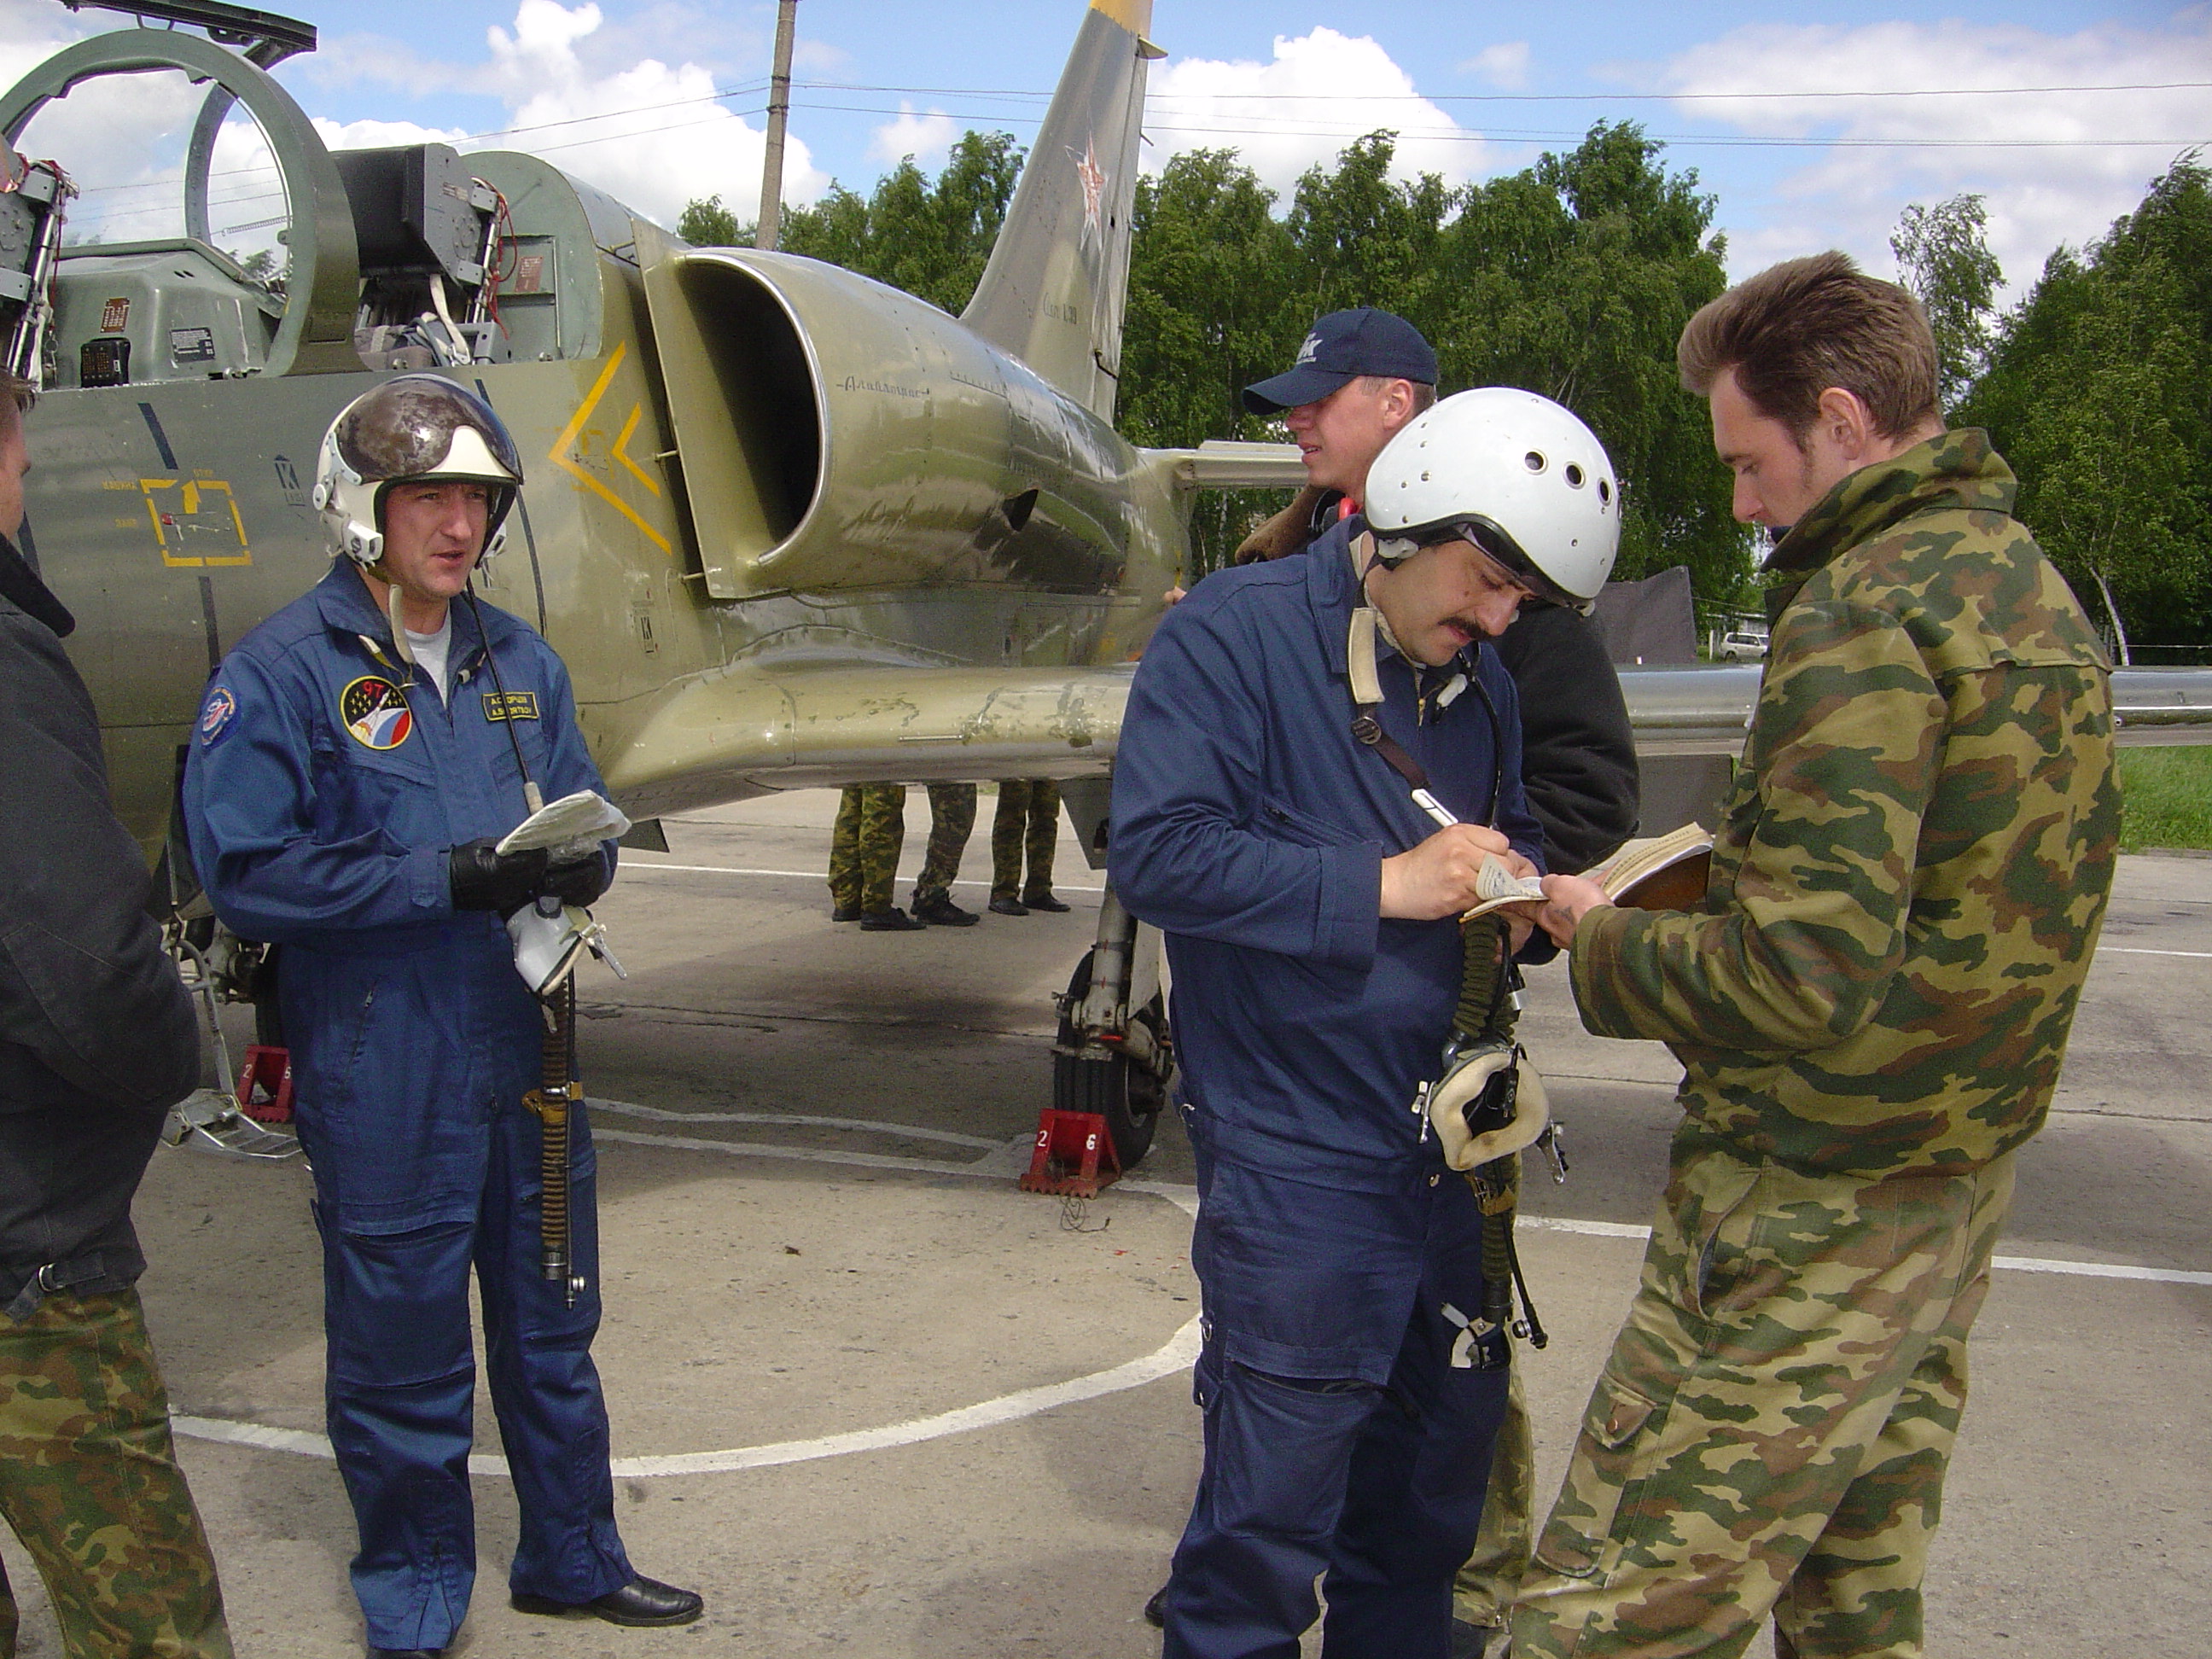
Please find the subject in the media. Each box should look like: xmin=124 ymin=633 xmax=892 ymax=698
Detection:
xmin=3 ymin=0 xmax=2206 ymax=302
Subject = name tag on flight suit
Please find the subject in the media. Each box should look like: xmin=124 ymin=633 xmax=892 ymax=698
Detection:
xmin=482 ymin=691 xmax=540 ymax=723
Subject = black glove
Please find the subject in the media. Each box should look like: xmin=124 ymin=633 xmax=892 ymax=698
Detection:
xmin=449 ymin=838 xmax=548 ymax=915
xmin=541 ymin=849 xmax=612 ymax=908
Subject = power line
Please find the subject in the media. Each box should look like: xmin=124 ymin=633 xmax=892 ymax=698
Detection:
xmin=793 ymin=76 xmax=2212 ymax=104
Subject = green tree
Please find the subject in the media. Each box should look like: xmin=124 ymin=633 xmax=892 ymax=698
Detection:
xmin=777 ymin=131 xmax=1023 ymax=312
xmin=1964 ymin=159 xmax=2212 ymax=653
xmin=1890 ymin=194 xmax=2001 ymax=410
xmin=1118 ymin=149 xmax=1299 ymax=570
xmin=1436 ymin=123 xmax=1742 ymax=597
xmin=677 ymin=194 xmax=750 ymax=247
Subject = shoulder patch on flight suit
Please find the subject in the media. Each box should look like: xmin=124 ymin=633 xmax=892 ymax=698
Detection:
xmin=482 ymin=690 xmax=540 ymax=723
xmin=197 ymin=684 xmax=236 ymax=747
xmin=340 ymin=675 xmax=414 ymax=750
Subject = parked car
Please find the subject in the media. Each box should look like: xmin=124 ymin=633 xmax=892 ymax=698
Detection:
xmin=1718 ymin=631 xmax=1769 ymax=661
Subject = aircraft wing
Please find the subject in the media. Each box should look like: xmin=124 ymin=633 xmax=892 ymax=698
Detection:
xmin=1149 ymin=440 xmax=1310 ymax=492
xmin=598 ymin=663 xmax=1135 ymax=819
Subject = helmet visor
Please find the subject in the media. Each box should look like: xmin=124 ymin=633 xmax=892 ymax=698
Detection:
xmin=335 ymin=375 xmax=522 ymax=486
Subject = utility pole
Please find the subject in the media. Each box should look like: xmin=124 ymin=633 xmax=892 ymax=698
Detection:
xmin=755 ymin=0 xmax=798 ymax=250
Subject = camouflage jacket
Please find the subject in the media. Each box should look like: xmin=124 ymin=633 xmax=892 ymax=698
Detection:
xmin=1569 ymin=430 xmax=2121 ymax=1177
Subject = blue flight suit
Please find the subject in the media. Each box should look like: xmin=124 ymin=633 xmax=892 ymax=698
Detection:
xmin=1111 ymin=521 xmax=1545 ymax=1659
xmin=183 ymin=563 xmax=629 ymax=1653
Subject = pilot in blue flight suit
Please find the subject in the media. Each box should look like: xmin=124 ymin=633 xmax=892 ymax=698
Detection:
xmin=1112 ymin=389 xmax=1623 ymax=1659
xmin=182 ymin=376 xmax=701 ymax=1659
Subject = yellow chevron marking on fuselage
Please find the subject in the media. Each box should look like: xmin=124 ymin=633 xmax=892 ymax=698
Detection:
xmin=547 ymin=341 xmax=673 ymax=553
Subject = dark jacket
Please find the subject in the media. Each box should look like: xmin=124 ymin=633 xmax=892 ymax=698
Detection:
xmin=0 ymin=533 xmax=200 ymax=1317
xmin=1235 ymin=485 xmax=1639 ymax=875
xmin=1112 ymin=520 xmax=1545 ymax=1191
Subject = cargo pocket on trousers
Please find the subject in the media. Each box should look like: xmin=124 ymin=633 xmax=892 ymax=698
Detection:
xmin=1531 ymin=1374 xmax=1660 ymax=1579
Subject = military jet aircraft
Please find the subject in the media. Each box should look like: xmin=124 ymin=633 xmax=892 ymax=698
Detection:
xmin=0 ymin=0 xmax=1299 ymax=1163
xmin=4 ymin=0 xmax=2207 ymax=1167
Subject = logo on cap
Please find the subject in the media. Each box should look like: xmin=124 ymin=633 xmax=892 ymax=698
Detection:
xmin=341 ymin=675 xmax=414 ymax=750
xmin=1295 ymin=332 xmax=1321 ymax=365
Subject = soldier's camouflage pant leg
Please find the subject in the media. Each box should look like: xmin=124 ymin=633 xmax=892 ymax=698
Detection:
xmin=991 ymin=779 xmax=1060 ymax=899
xmin=0 ymin=1288 xmax=233 ymax=1659
xmin=912 ymin=783 xmax=976 ymax=906
xmin=828 ymin=786 xmax=865 ymax=910
xmin=828 ymin=783 xmax=906 ymax=913
xmin=1452 ymin=1361 xmax=1534 ymax=1631
xmin=1511 ymin=1133 xmax=2015 ymax=1659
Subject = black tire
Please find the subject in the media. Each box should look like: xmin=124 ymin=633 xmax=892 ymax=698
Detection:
xmin=1053 ymin=950 xmax=1170 ymax=1167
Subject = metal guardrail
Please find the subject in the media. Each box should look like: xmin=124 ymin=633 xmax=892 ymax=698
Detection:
xmin=1620 ymin=664 xmax=2212 ymax=755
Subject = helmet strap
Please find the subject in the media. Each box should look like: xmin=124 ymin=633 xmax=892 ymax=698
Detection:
xmin=384 ymin=578 xmax=417 ymax=667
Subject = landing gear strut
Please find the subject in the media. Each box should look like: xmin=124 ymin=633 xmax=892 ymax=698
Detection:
xmin=1052 ymin=884 xmax=1173 ymax=1167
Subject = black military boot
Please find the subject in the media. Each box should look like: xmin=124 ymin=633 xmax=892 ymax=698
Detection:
xmin=987 ymin=894 xmax=1029 ymax=916
xmin=912 ymin=894 xmax=980 ymax=926
xmin=1021 ymin=888 xmax=1072 ymax=912
xmin=859 ymin=907 xmax=925 ymax=932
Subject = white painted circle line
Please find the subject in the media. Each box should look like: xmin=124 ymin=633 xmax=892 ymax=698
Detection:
xmin=170 ymin=1129 xmax=1201 ymax=1480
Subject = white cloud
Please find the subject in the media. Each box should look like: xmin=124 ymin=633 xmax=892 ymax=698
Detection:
xmin=462 ymin=0 xmax=828 ymax=228
xmin=1146 ymin=28 xmax=1492 ymax=195
xmin=868 ymin=103 xmax=959 ymax=167
xmin=2 ymin=1 xmax=827 ymax=244
xmin=1652 ymin=12 xmax=2212 ymax=300
xmin=1461 ymin=42 xmax=1530 ymax=91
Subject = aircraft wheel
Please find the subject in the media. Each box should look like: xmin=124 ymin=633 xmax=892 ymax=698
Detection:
xmin=1053 ymin=951 xmax=1169 ymax=1167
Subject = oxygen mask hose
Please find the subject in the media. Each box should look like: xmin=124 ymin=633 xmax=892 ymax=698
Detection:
xmin=524 ymin=974 xmax=585 ymax=1307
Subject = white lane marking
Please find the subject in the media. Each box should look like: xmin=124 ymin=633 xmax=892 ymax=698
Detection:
xmin=2099 ymin=946 xmax=2212 ymax=959
xmin=170 ymin=1132 xmax=1200 ymax=1479
xmin=591 ymin=1125 xmax=1027 ymax=1179
xmin=172 ymin=1113 xmax=2209 ymax=1482
xmin=1520 ymin=1214 xmax=2212 ymax=1285
xmin=592 ymin=1097 xmax=1004 ymax=1150
xmin=622 ymin=862 xmax=1105 ymax=896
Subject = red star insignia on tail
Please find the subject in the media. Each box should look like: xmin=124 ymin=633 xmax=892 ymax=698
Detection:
xmin=1074 ymin=140 xmax=1107 ymax=240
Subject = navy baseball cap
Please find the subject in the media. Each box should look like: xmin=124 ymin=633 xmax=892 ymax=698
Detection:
xmin=1243 ymin=308 xmax=1438 ymax=415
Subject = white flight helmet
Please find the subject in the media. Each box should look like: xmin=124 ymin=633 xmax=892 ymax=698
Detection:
xmin=311 ymin=374 xmax=523 ymax=568
xmin=1364 ymin=387 xmax=1620 ymax=611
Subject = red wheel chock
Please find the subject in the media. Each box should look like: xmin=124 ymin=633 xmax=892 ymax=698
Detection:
xmin=1019 ymin=1109 xmax=1121 ymax=1197
xmin=236 ymin=1045 xmax=294 ymax=1124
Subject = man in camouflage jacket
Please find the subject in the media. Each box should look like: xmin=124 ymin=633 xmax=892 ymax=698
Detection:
xmin=0 ymin=372 xmax=233 ymax=1656
xmin=1518 ymin=253 xmax=2121 ymax=1658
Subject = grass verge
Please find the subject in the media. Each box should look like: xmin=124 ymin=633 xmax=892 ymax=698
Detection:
xmin=2118 ymin=745 xmax=2212 ymax=853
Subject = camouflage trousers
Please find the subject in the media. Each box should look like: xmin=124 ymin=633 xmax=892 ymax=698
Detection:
xmin=912 ymin=783 xmax=976 ymax=906
xmin=0 ymin=1289 xmax=231 ymax=1659
xmin=830 ymin=783 xmax=975 ymax=911
xmin=829 ymin=783 xmax=904 ymax=913
xmin=1513 ymin=1132 xmax=2015 ymax=1659
xmin=991 ymin=779 xmax=1060 ymax=900
xmin=1452 ymin=1361 xmax=1534 ymax=1630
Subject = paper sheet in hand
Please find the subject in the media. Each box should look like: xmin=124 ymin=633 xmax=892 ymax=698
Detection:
xmin=1460 ymin=855 xmax=1546 ymax=919
xmin=496 ymin=790 xmax=632 ymax=859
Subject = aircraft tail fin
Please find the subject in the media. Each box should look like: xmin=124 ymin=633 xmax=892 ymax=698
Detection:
xmin=959 ymin=0 xmax=1158 ymax=422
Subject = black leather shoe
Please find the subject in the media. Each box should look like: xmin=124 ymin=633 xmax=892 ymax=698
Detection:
xmin=987 ymin=894 xmax=1029 ymax=916
xmin=912 ymin=894 xmax=979 ymax=926
xmin=512 ymin=1574 xmax=704 ymax=1627
xmin=369 ymin=1649 xmax=444 ymax=1658
xmin=1022 ymin=889 xmax=1072 ymax=912
xmin=830 ymin=902 xmax=862 ymax=922
xmin=1143 ymin=1580 xmax=1167 ymax=1627
xmin=859 ymin=907 xmax=925 ymax=932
